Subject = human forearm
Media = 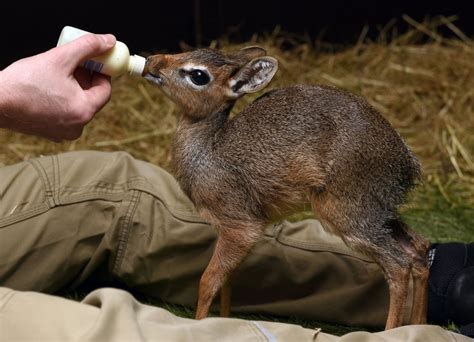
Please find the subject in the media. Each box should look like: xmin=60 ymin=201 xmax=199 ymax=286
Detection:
xmin=0 ymin=71 xmax=16 ymax=130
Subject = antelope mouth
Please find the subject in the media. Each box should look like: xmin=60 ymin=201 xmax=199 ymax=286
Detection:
xmin=144 ymin=71 xmax=164 ymax=86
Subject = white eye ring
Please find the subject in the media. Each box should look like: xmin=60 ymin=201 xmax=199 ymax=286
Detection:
xmin=180 ymin=64 xmax=213 ymax=88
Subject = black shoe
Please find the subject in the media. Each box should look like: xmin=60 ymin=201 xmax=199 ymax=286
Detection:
xmin=428 ymin=242 xmax=474 ymax=326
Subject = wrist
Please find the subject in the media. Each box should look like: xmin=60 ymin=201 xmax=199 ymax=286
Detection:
xmin=0 ymin=70 xmax=17 ymax=130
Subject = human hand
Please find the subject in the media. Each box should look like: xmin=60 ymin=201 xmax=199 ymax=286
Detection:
xmin=0 ymin=33 xmax=116 ymax=141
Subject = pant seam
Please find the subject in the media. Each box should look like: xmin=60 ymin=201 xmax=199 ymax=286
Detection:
xmin=28 ymin=158 xmax=54 ymax=208
xmin=250 ymin=321 xmax=278 ymax=342
xmin=112 ymin=189 xmax=141 ymax=276
xmin=52 ymin=154 xmax=60 ymax=205
xmin=0 ymin=204 xmax=51 ymax=228
xmin=246 ymin=321 xmax=268 ymax=342
xmin=275 ymin=235 xmax=375 ymax=262
xmin=59 ymin=176 xmax=146 ymax=193
xmin=0 ymin=289 xmax=15 ymax=312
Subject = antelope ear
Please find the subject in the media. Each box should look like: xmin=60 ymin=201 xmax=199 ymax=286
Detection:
xmin=229 ymin=56 xmax=278 ymax=96
xmin=234 ymin=46 xmax=267 ymax=61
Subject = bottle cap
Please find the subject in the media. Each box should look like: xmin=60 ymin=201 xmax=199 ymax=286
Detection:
xmin=129 ymin=55 xmax=147 ymax=76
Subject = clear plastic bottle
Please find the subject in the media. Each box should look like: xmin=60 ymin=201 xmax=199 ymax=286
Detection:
xmin=57 ymin=26 xmax=146 ymax=77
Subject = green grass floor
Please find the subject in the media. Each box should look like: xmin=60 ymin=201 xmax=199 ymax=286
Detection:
xmin=67 ymin=181 xmax=473 ymax=336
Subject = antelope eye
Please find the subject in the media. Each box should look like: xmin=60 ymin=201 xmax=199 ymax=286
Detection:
xmin=189 ymin=69 xmax=210 ymax=86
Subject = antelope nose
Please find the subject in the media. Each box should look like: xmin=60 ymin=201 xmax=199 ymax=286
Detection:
xmin=146 ymin=54 xmax=166 ymax=70
xmin=145 ymin=56 xmax=155 ymax=69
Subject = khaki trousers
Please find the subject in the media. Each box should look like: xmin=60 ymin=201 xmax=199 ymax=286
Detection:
xmin=0 ymin=151 xmax=468 ymax=341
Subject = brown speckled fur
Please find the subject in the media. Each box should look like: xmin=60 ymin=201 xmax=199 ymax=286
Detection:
xmin=145 ymin=47 xmax=430 ymax=330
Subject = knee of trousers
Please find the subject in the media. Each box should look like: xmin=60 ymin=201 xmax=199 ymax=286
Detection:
xmin=0 ymin=151 xmax=214 ymax=296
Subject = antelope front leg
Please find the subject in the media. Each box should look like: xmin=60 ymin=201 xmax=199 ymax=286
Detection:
xmin=410 ymin=264 xmax=429 ymax=324
xmin=195 ymin=223 xmax=262 ymax=320
xmin=405 ymin=225 xmax=430 ymax=325
xmin=220 ymin=278 xmax=232 ymax=317
xmin=385 ymin=267 xmax=410 ymax=329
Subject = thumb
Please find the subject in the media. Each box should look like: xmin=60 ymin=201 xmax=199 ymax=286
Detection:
xmin=58 ymin=33 xmax=116 ymax=68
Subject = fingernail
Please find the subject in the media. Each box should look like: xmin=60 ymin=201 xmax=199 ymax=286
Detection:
xmin=100 ymin=34 xmax=116 ymax=47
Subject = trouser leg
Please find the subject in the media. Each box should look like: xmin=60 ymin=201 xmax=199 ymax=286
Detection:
xmin=0 ymin=151 xmax=405 ymax=327
xmin=1 ymin=287 xmax=469 ymax=341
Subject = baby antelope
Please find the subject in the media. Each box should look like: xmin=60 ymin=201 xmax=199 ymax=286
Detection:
xmin=144 ymin=46 xmax=429 ymax=330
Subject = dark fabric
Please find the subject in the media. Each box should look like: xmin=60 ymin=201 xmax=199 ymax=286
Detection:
xmin=458 ymin=323 xmax=474 ymax=338
xmin=428 ymin=243 xmax=474 ymax=326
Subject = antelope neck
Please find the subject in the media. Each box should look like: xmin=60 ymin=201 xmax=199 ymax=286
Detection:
xmin=176 ymin=104 xmax=234 ymax=143
xmin=172 ymin=105 xmax=234 ymax=199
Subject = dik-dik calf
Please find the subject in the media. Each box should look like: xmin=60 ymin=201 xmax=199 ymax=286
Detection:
xmin=144 ymin=46 xmax=429 ymax=329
